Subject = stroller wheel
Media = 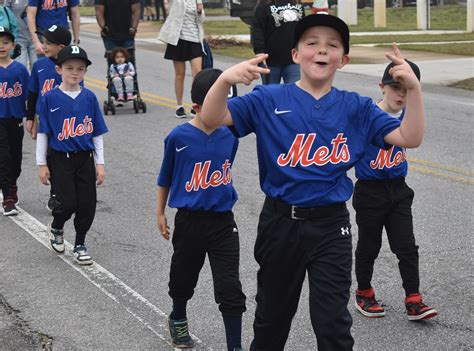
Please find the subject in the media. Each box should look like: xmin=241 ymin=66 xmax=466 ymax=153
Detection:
xmin=141 ymin=101 xmax=147 ymax=113
xmin=103 ymin=101 xmax=109 ymax=115
xmin=110 ymin=103 xmax=116 ymax=115
xmin=133 ymin=99 xmax=139 ymax=113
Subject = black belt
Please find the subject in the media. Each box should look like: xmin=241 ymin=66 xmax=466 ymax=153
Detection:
xmin=266 ymin=197 xmax=346 ymax=221
xmin=357 ymin=177 xmax=406 ymax=185
xmin=177 ymin=208 xmax=232 ymax=218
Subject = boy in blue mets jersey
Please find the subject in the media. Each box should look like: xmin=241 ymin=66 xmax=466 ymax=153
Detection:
xmin=0 ymin=27 xmax=29 ymax=216
xmin=200 ymin=13 xmax=425 ymax=351
xmin=36 ymin=45 xmax=108 ymax=265
xmin=353 ymin=60 xmax=437 ymax=321
xmin=26 ymin=24 xmax=71 ymax=211
xmin=156 ymin=68 xmax=245 ymax=350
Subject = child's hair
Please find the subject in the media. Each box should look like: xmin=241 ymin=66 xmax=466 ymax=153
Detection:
xmin=110 ymin=47 xmax=130 ymax=63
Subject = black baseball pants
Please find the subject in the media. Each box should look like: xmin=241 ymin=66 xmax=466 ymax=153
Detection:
xmin=352 ymin=179 xmax=419 ymax=296
xmin=49 ymin=150 xmax=97 ymax=246
xmin=168 ymin=209 xmax=246 ymax=316
xmin=0 ymin=118 xmax=24 ymax=198
xmin=250 ymin=197 xmax=354 ymax=351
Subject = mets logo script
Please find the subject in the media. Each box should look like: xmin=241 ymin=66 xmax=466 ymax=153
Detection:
xmin=185 ymin=160 xmax=232 ymax=192
xmin=41 ymin=79 xmax=56 ymax=96
xmin=277 ymin=133 xmax=350 ymax=167
xmin=58 ymin=116 xmax=93 ymax=141
xmin=370 ymin=147 xmax=406 ymax=169
xmin=43 ymin=0 xmax=68 ymax=10
xmin=0 ymin=82 xmax=22 ymax=99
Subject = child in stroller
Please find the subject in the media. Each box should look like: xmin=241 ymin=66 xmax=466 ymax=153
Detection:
xmin=110 ymin=47 xmax=135 ymax=102
xmin=103 ymin=46 xmax=146 ymax=115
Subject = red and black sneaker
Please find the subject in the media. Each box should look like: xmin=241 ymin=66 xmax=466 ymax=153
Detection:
xmin=405 ymin=293 xmax=438 ymax=321
xmin=355 ymin=287 xmax=386 ymax=318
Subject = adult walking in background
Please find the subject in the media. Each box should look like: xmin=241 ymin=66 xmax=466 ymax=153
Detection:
xmin=94 ymin=0 xmax=140 ymax=55
xmin=158 ymin=0 xmax=204 ymax=119
xmin=5 ymin=0 xmax=37 ymax=69
xmin=27 ymin=0 xmax=80 ymax=56
xmin=251 ymin=0 xmax=304 ymax=85
xmin=154 ymin=0 xmax=166 ymax=21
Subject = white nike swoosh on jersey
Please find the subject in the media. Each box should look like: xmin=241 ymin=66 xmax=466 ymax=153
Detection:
xmin=274 ymin=108 xmax=292 ymax=115
xmin=176 ymin=146 xmax=188 ymax=152
xmin=50 ymin=107 xmax=60 ymax=112
xmin=38 ymin=69 xmax=45 ymax=73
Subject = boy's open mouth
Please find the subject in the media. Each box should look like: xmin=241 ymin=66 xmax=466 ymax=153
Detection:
xmin=315 ymin=61 xmax=328 ymax=66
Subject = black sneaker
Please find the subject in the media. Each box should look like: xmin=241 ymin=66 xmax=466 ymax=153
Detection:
xmin=2 ymin=199 xmax=18 ymax=216
xmin=405 ymin=293 xmax=438 ymax=321
xmin=355 ymin=287 xmax=386 ymax=318
xmin=168 ymin=316 xmax=194 ymax=348
xmin=47 ymin=222 xmax=65 ymax=253
xmin=175 ymin=107 xmax=187 ymax=119
xmin=46 ymin=195 xmax=60 ymax=213
xmin=190 ymin=109 xmax=196 ymax=118
xmin=73 ymin=245 xmax=93 ymax=265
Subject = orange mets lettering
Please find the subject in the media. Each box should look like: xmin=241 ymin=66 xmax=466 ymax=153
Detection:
xmin=277 ymin=133 xmax=350 ymax=167
xmin=0 ymin=82 xmax=23 ymax=98
xmin=43 ymin=0 xmax=67 ymax=10
xmin=370 ymin=147 xmax=407 ymax=169
xmin=185 ymin=160 xmax=232 ymax=192
xmin=41 ymin=79 xmax=56 ymax=96
xmin=57 ymin=116 xmax=94 ymax=141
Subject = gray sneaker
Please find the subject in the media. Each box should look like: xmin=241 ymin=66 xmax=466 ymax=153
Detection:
xmin=47 ymin=222 xmax=65 ymax=253
xmin=168 ymin=316 xmax=194 ymax=348
xmin=73 ymin=245 xmax=93 ymax=265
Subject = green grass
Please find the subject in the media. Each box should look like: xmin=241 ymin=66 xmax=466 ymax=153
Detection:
xmin=78 ymin=6 xmax=230 ymax=17
xmin=383 ymin=42 xmax=474 ymax=56
xmin=351 ymin=33 xmax=474 ymax=44
xmin=79 ymin=5 xmax=95 ymax=16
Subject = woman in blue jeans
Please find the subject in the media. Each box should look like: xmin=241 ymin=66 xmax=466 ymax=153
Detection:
xmin=251 ymin=0 xmax=305 ymax=85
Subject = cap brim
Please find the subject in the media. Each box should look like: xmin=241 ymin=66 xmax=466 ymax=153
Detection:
xmin=56 ymin=57 xmax=92 ymax=66
xmin=293 ymin=14 xmax=350 ymax=54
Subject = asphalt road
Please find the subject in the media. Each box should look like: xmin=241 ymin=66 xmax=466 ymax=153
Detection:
xmin=0 ymin=32 xmax=473 ymax=350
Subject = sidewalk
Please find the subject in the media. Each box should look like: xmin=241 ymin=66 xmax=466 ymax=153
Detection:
xmin=80 ymin=17 xmax=474 ymax=85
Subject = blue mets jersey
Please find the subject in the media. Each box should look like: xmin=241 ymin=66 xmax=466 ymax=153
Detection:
xmin=29 ymin=57 xmax=61 ymax=112
xmin=0 ymin=61 xmax=29 ymax=119
xmin=355 ymin=109 xmax=408 ymax=180
xmin=228 ymin=84 xmax=401 ymax=207
xmin=38 ymin=87 xmax=108 ymax=152
xmin=157 ymin=123 xmax=239 ymax=212
xmin=28 ymin=0 xmax=79 ymax=30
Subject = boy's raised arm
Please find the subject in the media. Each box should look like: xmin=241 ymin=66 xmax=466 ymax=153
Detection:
xmin=383 ymin=43 xmax=425 ymax=148
xmin=200 ymin=55 xmax=270 ymax=128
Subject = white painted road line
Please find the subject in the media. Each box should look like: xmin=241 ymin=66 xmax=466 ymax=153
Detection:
xmin=4 ymin=203 xmax=203 ymax=349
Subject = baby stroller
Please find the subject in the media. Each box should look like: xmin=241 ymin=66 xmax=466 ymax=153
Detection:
xmin=103 ymin=47 xmax=146 ymax=115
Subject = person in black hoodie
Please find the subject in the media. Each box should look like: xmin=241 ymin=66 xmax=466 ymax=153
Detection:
xmin=251 ymin=0 xmax=304 ymax=85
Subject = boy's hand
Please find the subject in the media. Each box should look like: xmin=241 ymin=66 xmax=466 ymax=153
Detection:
xmin=385 ymin=43 xmax=420 ymax=90
xmin=26 ymin=120 xmax=33 ymax=133
xmin=157 ymin=213 xmax=170 ymax=240
xmin=39 ymin=165 xmax=50 ymax=185
xmin=96 ymin=164 xmax=105 ymax=185
xmin=221 ymin=54 xmax=270 ymax=86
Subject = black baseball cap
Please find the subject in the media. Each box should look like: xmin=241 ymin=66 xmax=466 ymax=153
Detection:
xmin=56 ymin=45 xmax=92 ymax=66
xmin=191 ymin=68 xmax=237 ymax=105
xmin=293 ymin=13 xmax=350 ymax=54
xmin=382 ymin=59 xmax=421 ymax=85
xmin=0 ymin=26 xmax=15 ymax=41
xmin=36 ymin=25 xmax=71 ymax=46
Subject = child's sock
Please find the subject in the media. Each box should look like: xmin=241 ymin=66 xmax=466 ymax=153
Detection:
xmin=171 ymin=298 xmax=187 ymax=320
xmin=223 ymin=314 xmax=242 ymax=351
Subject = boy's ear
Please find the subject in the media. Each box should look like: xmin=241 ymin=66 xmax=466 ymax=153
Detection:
xmin=55 ymin=65 xmax=62 ymax=75
xmin=192 ymin=102 xmax=201 ymax=112
xmin=291 ymin=47 xmax=299 ymax=65
xmin=338 ymin=54 xmax=350 ymax=68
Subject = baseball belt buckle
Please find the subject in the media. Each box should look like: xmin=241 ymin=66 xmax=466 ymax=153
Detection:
xmin=291 ymin=205 xmax=304 ymax=220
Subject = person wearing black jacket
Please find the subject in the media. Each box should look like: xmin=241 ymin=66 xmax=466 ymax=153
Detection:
xmin=250 ymin=0 xmax=304 ymax=85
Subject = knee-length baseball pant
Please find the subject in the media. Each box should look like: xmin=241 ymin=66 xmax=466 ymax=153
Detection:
xmin=168 ymin=209 xmax=246 ymax=316
xmin=250 ymin=197 xmax=354 ymax=351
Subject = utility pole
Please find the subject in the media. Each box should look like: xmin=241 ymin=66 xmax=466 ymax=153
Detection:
xmin=417 ymin=0 xmax=429 ymax=30
xmin=338 ymin=0 xmax=357 ymax=25
xmin=374 ymin=0 xmax=387 ymax=28
xmin=468 ymin=0 xmax=473 ymax=32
